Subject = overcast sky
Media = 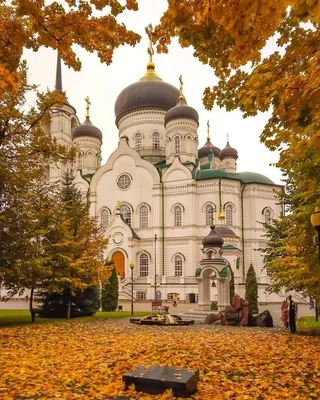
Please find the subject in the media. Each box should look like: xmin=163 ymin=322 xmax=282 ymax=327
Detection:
xmin=25 ymin=0 xmax=283 ymax=184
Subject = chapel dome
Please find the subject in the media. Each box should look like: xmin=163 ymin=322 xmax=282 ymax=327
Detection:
xmin=202 ymin=225 xmax=224 ymax=248
xmin=164 ymin=97 xmax=199 ymax=126
xmin=72 ymin=118 xmax=102 ymax=142
xmin=114 ymin=63 xmax=180 ymax=127
xmin=214 ymin=226 xmax=237 ymax=237
xmin=198 ymin=139 xmax=221 ymax=159
xmin=220 ymin=142 xmax=238 ymax=159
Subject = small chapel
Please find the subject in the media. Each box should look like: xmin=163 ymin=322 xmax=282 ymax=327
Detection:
xmin=46 ymin=32 xmax=284 ymax=307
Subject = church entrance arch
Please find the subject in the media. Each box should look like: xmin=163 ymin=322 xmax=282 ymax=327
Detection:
xmin=112 ymin=252 xmax=125 ymax=280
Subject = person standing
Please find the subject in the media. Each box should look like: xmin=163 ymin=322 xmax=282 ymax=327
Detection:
xmin=288 ymin=295 xmax=297 ymax=333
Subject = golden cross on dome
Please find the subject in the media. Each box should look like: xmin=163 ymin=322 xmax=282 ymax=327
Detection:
xmin=179 ymin=74 xmax=184 ymax=99
xmin=207 ymin=120 xmax=210 ymax=141
xmin=116 ymin=200 xmax=121 ymax=211
xmin=85 ymin=96 xmax=91 ymax=119
xmin=145 ymin=24 xmax=154 ymax=63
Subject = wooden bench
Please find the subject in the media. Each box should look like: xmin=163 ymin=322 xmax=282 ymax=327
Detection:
xmin=152 ymin=300 xmax=169 ymax=314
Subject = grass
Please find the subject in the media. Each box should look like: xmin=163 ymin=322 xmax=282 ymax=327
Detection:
xmin=0 ymin=309 xmax=150 ymax=328
xmin=298 ymin=316 xmax=320 ymax=334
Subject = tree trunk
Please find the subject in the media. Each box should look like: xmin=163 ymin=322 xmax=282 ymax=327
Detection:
xmin=66 ymin=291 xmax=71 ymax=319
xmin=29 ymin=287 xmax=36 ymax=323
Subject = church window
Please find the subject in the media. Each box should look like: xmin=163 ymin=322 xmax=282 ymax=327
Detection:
xmin=225 ymin=204 xmax=233 ymax=226
xmin=174 ymin=205 xmax=182 ymax=227
xmin=96 ymin=154 xmax=100 ymax=167
xmin=175 ymin=136 xmax=180 ymax=153
xmin=139 ymin=254 xmax=149 ymax=276
xmin=136 ymin=291 xmax=146 ymax=300
xmin=174 ymin=255 xmax=183 ymax=277
xmin=139 ymin=205 xmax=148 ymax=228
xmin=135 ymin=133 xmax=142 ymax=152
xmin=117 ymin=173 xmax=132 ymax=190
xmin=205 ymin=204 xmax=214 ymax=226
xmin=100 ymin=209 xmax=109 ymax=231
xmin=152 ymin=132 xmax=160 ymax=149
xmin=264 ymin=209 xmax=272 ymax=225
xmin=77 ymin=153 xmax=83 ymax=167
xmin=120 ymin=204 xmax=132 ymax=226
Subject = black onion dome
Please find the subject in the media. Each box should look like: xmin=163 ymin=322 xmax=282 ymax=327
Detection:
xmin=164 ymin=97 xmax=199 ymax=126
xmin=72 ymin=118 xmax=102 ymax=142
xmin=202 ymin=225 xmax=224 ymax=248
xmin=198 ymin=139 xmax=221 ymax=159
xmin=215 ymin=226 xmax=237 ymax=237
xmin=115 ymin=80 xmax=180 ymax=126
xmin=220 ymin=142 xmax=238 ymax=159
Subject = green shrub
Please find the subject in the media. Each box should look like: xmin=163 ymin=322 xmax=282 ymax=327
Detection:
xmin=101 ymin=265 xmax=118 ymax=311
xmin=211 ymin=301 xmax=218 ymax=310
xmin=245 ymin=264 xmax=259 ymax=314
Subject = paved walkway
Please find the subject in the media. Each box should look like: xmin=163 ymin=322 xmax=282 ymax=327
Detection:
xmin=119 ymin=301 xmax=315 ymax=327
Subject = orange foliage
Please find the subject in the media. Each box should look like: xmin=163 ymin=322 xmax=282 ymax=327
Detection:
xmin=0 ymin=321 xmax=320 ymax=399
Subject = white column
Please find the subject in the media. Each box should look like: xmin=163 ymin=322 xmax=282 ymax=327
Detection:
xmin=197 ymin=277 xmax=211 ymax=311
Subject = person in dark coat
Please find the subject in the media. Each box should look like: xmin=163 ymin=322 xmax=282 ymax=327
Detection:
xmin=288 ymin=295 xmax=297 ymax=333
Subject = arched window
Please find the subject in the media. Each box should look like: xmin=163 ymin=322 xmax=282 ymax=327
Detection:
xmin=139 ymin=205 xmax=148 ymax=228
xmin=135 ymin=133 xmax=142 ymax=152
xmin=139 ymin=254 xmax=149 ymax=276
xmin=174 ymin=205 xmax=182 ymax=227
xmin=175 ymin=136 xmax=180 ymax=153
xmin=264 ymin=209 xmax=272 ymax=225
xmin=77 ymin=153 xmax=83 ymax=167
xmin=225 ymin=204 xmax=233 ymax=226
xmin=120 ymin=204 xmax=131 ymax=226
xmin=174 ymin=255 xmax=183 ymax=277
xmin=205 ymin=204 xmax=214 ymax=226
xmin=96 ymin=154 xmax=101 ymax=167
xmin=100 ymin=209 xmax=109 ymax=231
xmin=152 ymin=132 xmax=160 ymax=149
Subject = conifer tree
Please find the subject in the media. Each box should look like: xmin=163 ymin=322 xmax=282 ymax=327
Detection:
xmin=101 ymin=262 xmax=118 ymax=312
xmin=46 ymin=172 xmax=110 ymax=318
xmin=245 ymin=264 xmax=259 ymax=314
xmin=229 ymin=266 xmax=235 ymax=302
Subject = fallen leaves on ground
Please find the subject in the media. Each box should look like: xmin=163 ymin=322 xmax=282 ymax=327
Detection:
xmin=0 ymin=320 xmax=319 ymax=399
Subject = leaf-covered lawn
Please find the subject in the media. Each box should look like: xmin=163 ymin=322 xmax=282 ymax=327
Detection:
xmin=0 ymin=310 xmax=149 ymax=328
xmin=1 ymin=320 xmax=319 ymax=399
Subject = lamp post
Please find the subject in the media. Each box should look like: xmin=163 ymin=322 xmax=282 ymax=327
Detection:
xmin=129 ymin=261 xmax=135 ymax=316
xmin=154 ymin=234 xmax=157 ymax=300
xmin=310 ymin=207 xmax=320 ymax=322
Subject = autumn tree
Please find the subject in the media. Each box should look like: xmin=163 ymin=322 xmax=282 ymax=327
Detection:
xmin=101 ymin=262 xmax=118 ymax=312
xmin=155 ymin=1 xmax=320 ymax=301
xmin=245 ymin=264 xmax=259 ymax=314
xmin=0 ymin=0 xmax=140 ymax=99
xmin=0 ymin=64 xmax=73 ymax=320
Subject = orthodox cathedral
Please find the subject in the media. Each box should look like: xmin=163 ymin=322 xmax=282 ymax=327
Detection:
xmin=48 ymin=39 xmax=283 ymax=306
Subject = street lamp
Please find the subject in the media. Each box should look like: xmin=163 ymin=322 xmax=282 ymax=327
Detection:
xmin=310 ymin=207 xmax=320 ymax=322
xmin=154 ymin=234 xmax=157 ymax=300
xmin=129 ymin=261 xmax=135 ymax=316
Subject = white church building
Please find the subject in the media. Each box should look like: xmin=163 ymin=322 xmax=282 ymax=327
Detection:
xmin=46 ymin=47 xmax=284 ymax=307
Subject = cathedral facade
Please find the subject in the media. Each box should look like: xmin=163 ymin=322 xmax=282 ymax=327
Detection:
xmin=47 ymin=51 xmax=283 ymax=306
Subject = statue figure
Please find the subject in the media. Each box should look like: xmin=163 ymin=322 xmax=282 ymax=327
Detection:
xmin=205 ymin=294 xmax=273 ymax=327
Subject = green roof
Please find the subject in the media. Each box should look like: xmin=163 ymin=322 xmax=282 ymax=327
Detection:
xmin=200 ymin=162 xmax=211 ymax=170
xmin=229 ymin=172 xmax=274 ymax=185
xmin=195 ymin=169 xmax=229 ymax=180
xmin=120 ymin=215 xmax=140 ymax=239
xmin=195 ymin=169 xmax=275 ymax=185
xmin=195 ymin=267 xmax=202 ymax=277
xmin=222 ymin=245 xmax=242 ymax=251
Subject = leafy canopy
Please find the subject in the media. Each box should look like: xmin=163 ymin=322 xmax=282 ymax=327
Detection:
xmin=0 ymin=0 xmax=140 ymax=98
